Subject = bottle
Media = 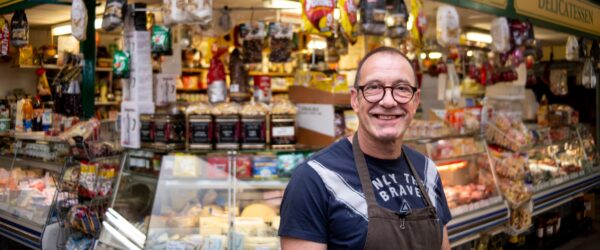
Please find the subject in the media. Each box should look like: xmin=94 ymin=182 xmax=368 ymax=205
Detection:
xmin=32 ymin=96 xmax=43 ymax=131
xmin=536 ymin=217 xmax=545 ymax=239
xmin=537 ymin=95 xmax=548 ymax=126
xmin=22 ymin=96 xmax=33 ymax=132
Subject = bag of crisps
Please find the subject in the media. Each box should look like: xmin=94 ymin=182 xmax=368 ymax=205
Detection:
xmin=301 ymin=0 xmax=335 ymax=36
xmin=338 ymin=0 xmax=357 ymax=43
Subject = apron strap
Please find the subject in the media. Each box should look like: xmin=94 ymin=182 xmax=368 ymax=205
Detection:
xmin=402 ymin=146 xmax=437 ymax=211
xmin=352 ymin=133 xmax=379 ymax=212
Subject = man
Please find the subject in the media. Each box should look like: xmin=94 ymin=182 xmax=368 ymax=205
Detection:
xmin=278 ymin=47 xmax=452 ymax=249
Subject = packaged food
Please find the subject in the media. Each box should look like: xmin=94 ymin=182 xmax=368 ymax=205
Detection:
xmin=208 ymin=47 xmax=227 ymax=104
xmin=386 ymin=0 xmax=409 ymax=38
xmin=18 ymin=45 xmax=33 ymax=66
xmin=253 ymin=155 xmax=279 ymax=179
xmin=240 ymin=22 xmax=266 ymax=64
xmin=187 ymin=102 xmax=213 ymax=150
xmin=188 ymin=0 xmax=212 ymax=24
xmin=270 ymin=100 xmax=296 ymax=148
xmin=151 ymin=25 xmax=172 ymax=55
xmin=79 ymin=162 xmax=98 ymax=198
xmin=240 ymin=102 xmax=269 ymax=149
xmin=10 ymin=10 xmax=29 ymax=48
xmin=236 ymin=155 xmax=253 ymax=179
xmin=71 ymin=0 xmax=88 ymax=41
xmin=96 ymin=165 xmax=116 ymax=196
xmin=278 ymin=153 xmax=304 ymax=177
xmin=132 ymin=3 xmax=147 ymax=31
xmin=301 ymin=0 xmax=335 ymax=36
xmin=409 ymin=0 xmax=426 ymax=48
xmin=112 ymin=50 xmax=130 ymax=79
xmin=549 ymin=69 xmax=568 ymax=96
xmin=254 ymin=75 xmax=272 ymax=103
xmin=360 ymin=0 xmax=386 ymax=36
xmin=207 ymin=156 xmax=229 ymax=179
xmin=268 ymin=22 xmax=294 ymax=63
xmin=229 ymin=48 xmax=250 ymax=102
xmin=153 ymin=114 xmax=186 ymax=150
xmin=338 ymin=0 xmax=358 ymax=43
xmin=581 ymin=58 xmax=597 ymax=89
xmin=212 ymin=102 xmax=241 ymax=149
xmin=0 ymin=17 xmax=10 ymax=61
xmin=565 ymin=36 xmax=579 ymax=61
xmin=325 ymin=36 xmax=339 ymax=62
xmin=162 ymin=0 xmax=187 ymax=25
xmin=491 ymin=17 xmax=510 ymax=53
xmin=436 ymin=5 xmax=460 ymax=47
xmin=102 ymin=0 xmax=126 ymax=31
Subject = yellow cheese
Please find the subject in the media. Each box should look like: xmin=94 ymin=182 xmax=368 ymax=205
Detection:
xmin=240 ymin=203 xmax=276 ymax=223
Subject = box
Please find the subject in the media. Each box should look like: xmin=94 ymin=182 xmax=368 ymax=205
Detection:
xmin=295 ymin=104 xmax=337 ymax=147
xmin=154 ymin=74 xmax=178 ymax=106
xmin=120 ymin=101 xmax=155 ymax=149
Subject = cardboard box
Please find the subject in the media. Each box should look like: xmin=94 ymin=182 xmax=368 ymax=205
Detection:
xmin=154 ymin=74 xmax=178 ymax=107
xmin=121 ymin=101 xmax=155 ymax=149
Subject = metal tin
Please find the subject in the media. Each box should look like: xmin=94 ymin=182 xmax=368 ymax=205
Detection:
xmin=241 ymin=115 xmax=267 ymax=149
xmin=153 ymin=114 xmax=185 ymax=150
xmin=187 ymin=114 xmax=213 ymax=150
xmin=270 ymin=114 xmax=296 ymax=149
xmin=140 ymin=115 xmax=154 ymax=148
xmin=214 ymin=115 xmax=240 ymax=149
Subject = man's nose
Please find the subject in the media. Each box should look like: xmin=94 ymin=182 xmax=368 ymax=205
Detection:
xmin=379 ymin=88 xmax=398 ymax=107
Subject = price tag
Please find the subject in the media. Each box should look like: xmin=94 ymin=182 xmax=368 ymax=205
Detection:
xmin=231 ymin=232 xmax=245 ymax=250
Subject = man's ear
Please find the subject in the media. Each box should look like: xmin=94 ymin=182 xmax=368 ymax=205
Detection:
xmin=350 ymin=88 xmax=360 ymax=113
xmin=413 ymin=89 xmax=421 ymax=110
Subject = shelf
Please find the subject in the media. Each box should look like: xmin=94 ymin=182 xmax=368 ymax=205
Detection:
xmin=288 ymin=86 xmax=350 ymax=105
xmin=176 ymin=88 xmax=206 ymax=93
xmin=182 ymin=68 xmax=207 ymax=73
xmin=0 ymin=208 xmax=44 ymax=249
xmin=96 ymin=101 xmax=121 ymax=106
xmin=447 ymin=196 xmax=509 ymax=243
xmin=431 ymin=152 xmax=486 ymax=163
xmin=17 ymin=64 xmax=113 ymax=72
xmin=13 ymin=131 xmax=66 ymax=143
xmin=161 ymin=178 xmax=288 ymax=190
xmin=248 ymin=71 xmax=294 ymax=77
xmin=0 ymin=155 xmax=64 ymax=172
xmin=96 ymin=67 xmax=113 ymax=72
xmin=532 ymin=169 xmax=600 ymax=216
xmin=122 ymin=171 xmax=159 ymax=185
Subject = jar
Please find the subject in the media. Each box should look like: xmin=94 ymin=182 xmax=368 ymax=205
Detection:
xmin=212 ymin=103 xmax=241 ymax=150
xmin=153 ymin=114 xmax=186 ymax=150
xmin=140 ymin=115 xmax=154 ymax=148
xmin=270 ymin=100 xmax=297 ymax=149
xmin=240 ymin=102 xmax=269 ymax=149
xmin=186 ymin=102 xmax=213 ymax=150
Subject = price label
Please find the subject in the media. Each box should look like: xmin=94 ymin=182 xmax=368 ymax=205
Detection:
xmin=272 ymin=126 xmax=294 ymax=137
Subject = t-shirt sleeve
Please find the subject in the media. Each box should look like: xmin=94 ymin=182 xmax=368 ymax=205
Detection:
xmin=278 ymin=162 xmax=329 ymax=243
xmin=435 ymin=176 xmax=453 ymax=225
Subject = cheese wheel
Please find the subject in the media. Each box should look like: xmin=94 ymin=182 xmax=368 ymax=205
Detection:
xmin=240 ymin=203 xmax=276 ymax=223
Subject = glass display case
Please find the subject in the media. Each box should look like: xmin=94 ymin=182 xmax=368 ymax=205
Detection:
xmin=0 ymin=139 xmax=68 ymax=249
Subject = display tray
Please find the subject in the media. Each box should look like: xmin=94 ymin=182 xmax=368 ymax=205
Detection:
xmin=532 ymin=168 xmax=600 ymax=216
xmin=447 ymin=196 xmax=509 ymax=243
xmin=0 ymin=155 xmax=64 ymax=172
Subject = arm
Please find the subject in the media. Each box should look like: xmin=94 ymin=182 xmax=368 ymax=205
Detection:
xmin=441 ymin=226 xmax=450 ymax=250
xmin=281 ymin=237 xmax=327 ymax=250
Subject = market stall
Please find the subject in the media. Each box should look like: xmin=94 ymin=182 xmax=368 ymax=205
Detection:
xmin=0 ymin=0 xmax=598 ymax=249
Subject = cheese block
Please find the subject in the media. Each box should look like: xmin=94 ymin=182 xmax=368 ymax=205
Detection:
xmin=240 ymin=203 xmax=276 ymax=223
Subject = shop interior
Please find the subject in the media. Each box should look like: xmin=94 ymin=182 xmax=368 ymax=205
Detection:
xmin=0 ymin=0 xmax=599 ymax=249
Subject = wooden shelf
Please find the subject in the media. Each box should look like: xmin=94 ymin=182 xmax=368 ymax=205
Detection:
xmin=18 ymin=64 xmax=113 ymax=72
xmin=177 ymin=88 xmax=206 ymax=93
xmin=288 ymin=86 xmax=350 ymax=106
xmin=182 ymin=68 xmax=208 ymax=73
xmin=248 ymin=71 xmax=294 ymax=77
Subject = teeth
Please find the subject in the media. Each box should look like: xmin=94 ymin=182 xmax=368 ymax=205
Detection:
xmin=378 ymin=115 xmax=397 ymax=120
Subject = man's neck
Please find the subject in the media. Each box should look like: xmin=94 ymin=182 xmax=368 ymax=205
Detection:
xmin=349 ymin=131 xmax=403 ymax=159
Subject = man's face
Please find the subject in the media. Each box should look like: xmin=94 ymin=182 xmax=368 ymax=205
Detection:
xmin=350 ymin=53 xmax=420 ymax=143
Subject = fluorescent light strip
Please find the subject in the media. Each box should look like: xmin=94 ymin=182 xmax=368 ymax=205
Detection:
xmin=102 ymin=221 xmax=142 ymax=250
xmin=465 ymin=31 xmax=492 ymax=44
xmin=106 ymin=208 xmax=146 ymax=244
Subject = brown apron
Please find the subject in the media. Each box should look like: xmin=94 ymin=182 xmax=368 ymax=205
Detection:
xmin=352 ymin=135 xmax=442 ymax=250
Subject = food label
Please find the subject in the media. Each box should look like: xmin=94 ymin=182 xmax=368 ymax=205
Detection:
xmin=216 ymin=121 xmax=239 ymax=143
xmin=140 ymin=120 xmax=153 ymax=143
xmin=155 ymin=122 xmax=167 ymax=142
xmin=242 ymin=120 xmax=265 ymax=143
xmin=272 ymin=126 xmax=295 ymax=137
xmin=190 ymin=121 xmax=212 ymax=143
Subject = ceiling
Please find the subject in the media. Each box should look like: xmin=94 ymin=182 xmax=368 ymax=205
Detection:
xmin=4 ymin=0 xmax=570 ymax=44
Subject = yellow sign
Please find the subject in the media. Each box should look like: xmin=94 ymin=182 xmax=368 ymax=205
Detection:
xmin=472 ymin=0 xmax=508 ymax=9
xmin=0 ymin=0 xmax=24 ymax=8
xmin=515 ymin=0 xmax=600 ymax=36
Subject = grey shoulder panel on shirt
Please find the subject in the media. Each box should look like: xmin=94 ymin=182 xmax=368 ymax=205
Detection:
xmin=307 ymin=159 xmax=369 ymax=221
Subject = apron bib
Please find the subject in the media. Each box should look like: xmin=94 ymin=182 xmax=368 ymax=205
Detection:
xmin=352 ymin=134 xmax=442 ymax=250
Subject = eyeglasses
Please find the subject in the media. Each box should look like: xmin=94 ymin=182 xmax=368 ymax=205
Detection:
xmin=356 ymin=83 xmax=418 ymax=104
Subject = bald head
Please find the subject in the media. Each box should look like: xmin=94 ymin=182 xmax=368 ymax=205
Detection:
xmin=354 ymin=46 xmax=417 ymax=88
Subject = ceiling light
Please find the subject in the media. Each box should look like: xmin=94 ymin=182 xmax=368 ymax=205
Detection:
xmin=429 ymin=52 xmax=442 ymax=59
xmin=51 ymin=17 xmax=103 ymax=36
xmin=334 ymin=8 xmax=341 ymax=20
xmin=465 ymin=31 xmax=492 ymax=44
xmin=407 ymin=15 xmax=414 ymax=30
xmin=307 ymin=40 xmax=327 ymax=50
xmin=466 ymin=50 xmax=473 ymax=57
xmin=420 ymin=52 xmax=427 ymax=60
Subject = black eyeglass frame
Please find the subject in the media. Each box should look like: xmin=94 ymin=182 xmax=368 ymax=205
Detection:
xmin=355 ymin=84 xmax=419 ymax=104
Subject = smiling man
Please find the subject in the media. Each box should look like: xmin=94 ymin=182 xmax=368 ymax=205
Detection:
xmin=279 ymin=47 xmax=452 ymax=250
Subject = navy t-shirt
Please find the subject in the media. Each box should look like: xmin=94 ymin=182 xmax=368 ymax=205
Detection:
xmin=278 ymin=138 xmax=452 ymax=249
